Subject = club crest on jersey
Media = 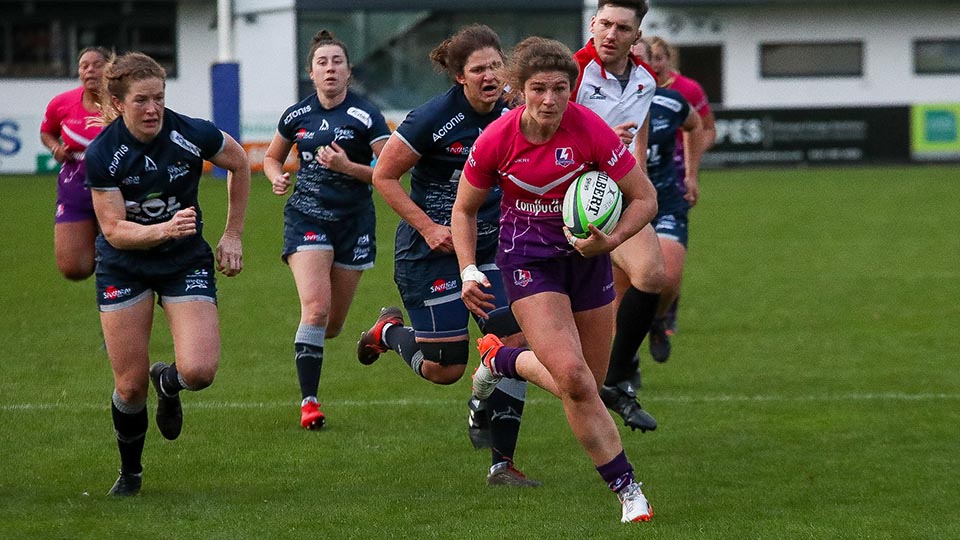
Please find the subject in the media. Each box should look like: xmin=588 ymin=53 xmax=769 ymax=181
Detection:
xmin=318 ymin=119 xmax=330 ymax=131
xmin=636 ymin=83 xmax=645 ymax=95
xmin=144 ymin=156 xmax=158 ymax=171
xmin=555 ymin=147 xmax=574 ymax=167
xmin=513 ymin=269 xmax=533 ymax=287
xmin=167 ymin=162 xmax=190 ymax=182
xmin=334 ymin=126 xmax=355 ymax=141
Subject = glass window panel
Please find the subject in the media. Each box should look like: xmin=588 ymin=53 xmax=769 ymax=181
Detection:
xmin=914 ymin=39 xmax=960 ymax=74
xmin=760 ymin=42 xmax=862 ymax=78
xmin=297 ymin=8 xmax=580 ymax=109
xmin=0 ymin=2 xmax=176 ymax=79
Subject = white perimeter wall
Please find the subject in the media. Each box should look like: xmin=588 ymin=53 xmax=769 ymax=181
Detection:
xmin=233 ymin=0 xmax=298 ymax=139
xmin=639 ymin=3 xmax=960 ymax=108
xmin=4 ymin=1 xmax=958 ymax=172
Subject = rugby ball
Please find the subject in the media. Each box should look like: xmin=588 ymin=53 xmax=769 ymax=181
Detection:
xmin=562 ymin=170 xmax=622 ymax=239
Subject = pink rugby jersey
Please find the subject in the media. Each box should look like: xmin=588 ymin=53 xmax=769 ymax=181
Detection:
xmin=463 ymin=102 xmax=636 ymax=264
xmin=40 ymin=86 xmax=103 ymax=159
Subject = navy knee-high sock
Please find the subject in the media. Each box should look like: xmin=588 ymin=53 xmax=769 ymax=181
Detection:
xmin=295 ymin=324 xmax=325 ymax=400
xmin=383 ymin=324 xmax=425 ymax=377
xmin=111 ymin=391 xmax=147 ymax=475
xmin=607 ymin=287 xmax=659 ymax=386
xmin=159 ymin=362 xmax=190 ymax=396
xmin=487 ymin=379 xmax=527 ymax=466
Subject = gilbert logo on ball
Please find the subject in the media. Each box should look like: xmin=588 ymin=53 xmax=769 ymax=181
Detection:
xmin=562 ymin=170 xmax=622 ymax=239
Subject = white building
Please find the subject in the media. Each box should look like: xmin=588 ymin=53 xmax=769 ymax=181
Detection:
xmin=1 ymin=0 xmax=958 ymax=172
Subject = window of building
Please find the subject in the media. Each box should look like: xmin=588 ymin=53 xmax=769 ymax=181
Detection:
xmin=0 ymin=1 xmax=177 ymax=78
xmin=914 ymin=39 xmax=960 ymax=75
xmin=760 ymin=42 xmax=863 ymax=78
xmin=296 ymin=8 xmax=581 ymax=110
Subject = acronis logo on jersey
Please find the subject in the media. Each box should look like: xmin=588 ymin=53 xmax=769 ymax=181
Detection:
xmin=555 ymin=147 xmax=574 ymax=167
xmin=108 ymin=145 xmax=130 ymax=176
xmin=432 ymin=113 xmax=466 ymax=142
xmin=284 ymin=105 xmax=312 ymax=125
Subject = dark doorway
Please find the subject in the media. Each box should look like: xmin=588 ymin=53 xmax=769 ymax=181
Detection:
xmin=675 ymin=45 xmax=723 ymax=107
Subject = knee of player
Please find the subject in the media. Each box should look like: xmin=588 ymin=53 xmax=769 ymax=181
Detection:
xmin=552 ymin=363 xmax=598 ymax=402
xmin=115 ymin=381 xmax=149 ymax=404
xmin=324 ymin=323 xmax=343 ymax=339
xmin=419 ymin=341 xmax=469 ymax=384
xmin=179 ymin=363 xmax=218 ymax=390
xmin=300 ymin=301 xmax=330 ymax=327
xmin=425 ymin=365 xmax=466 ymax=385
xmin=634 ymin=265 xmax=666 ymax=293
xmin=663 ymin=265 xmax=683 ymax=288
xmin=58 ymin=262 xmax=94 ymax=281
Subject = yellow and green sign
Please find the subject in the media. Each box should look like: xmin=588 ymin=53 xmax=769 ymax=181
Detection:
xmin=911 ymin=103 xmax=960 ymax=160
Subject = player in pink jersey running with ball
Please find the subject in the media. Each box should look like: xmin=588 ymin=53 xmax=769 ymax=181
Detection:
xmin=452 ymin=37 xmax=658 ymax=523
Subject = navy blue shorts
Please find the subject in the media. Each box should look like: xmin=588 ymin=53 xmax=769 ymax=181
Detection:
xmin=395 ymin=248 xmax=507 ymax=340
xmin=282 ymin=206 xmax=376 ymax=269
xmin=95 ymin=238 xmax=217 ymax=312
xmin=500 ymin=254 xmax=615 ymax=313
xmin=652 ymin=211 xmax=689 ymax=248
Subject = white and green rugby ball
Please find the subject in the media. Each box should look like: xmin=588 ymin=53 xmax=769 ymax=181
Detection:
xmin=562 ymin=170 xmax=623 ymax=239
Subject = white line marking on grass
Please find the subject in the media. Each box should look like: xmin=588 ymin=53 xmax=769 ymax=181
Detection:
xmin=2 ymin=392 xmax=958 ymax=412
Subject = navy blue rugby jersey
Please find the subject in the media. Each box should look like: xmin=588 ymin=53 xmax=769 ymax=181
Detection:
xmin=86 ymin=108 xmax=225 ymax=254
xmin=277 ymin=91 xmax=390 ymax=221
xmin=646 ymin=88 xmax=691 ymax=214
xmin=393 ymin=85 xmax=509 ymax=261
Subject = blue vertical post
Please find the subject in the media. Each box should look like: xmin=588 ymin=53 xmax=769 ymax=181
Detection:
xmin=211 ymin=62 xmax=240 ymax=178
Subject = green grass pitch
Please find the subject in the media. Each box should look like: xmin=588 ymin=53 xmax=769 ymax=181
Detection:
xmin=0 ymin=165 xmax=958 ymax=539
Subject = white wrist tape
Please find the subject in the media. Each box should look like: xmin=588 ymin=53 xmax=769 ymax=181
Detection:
xmin=461 ymin=264 xmax=487 ymax=284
